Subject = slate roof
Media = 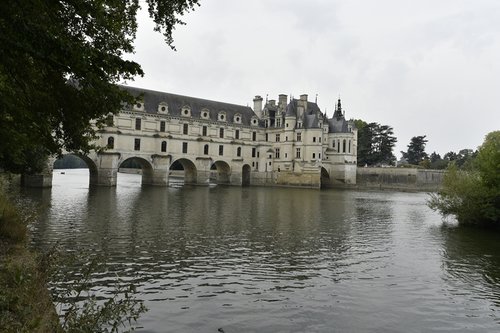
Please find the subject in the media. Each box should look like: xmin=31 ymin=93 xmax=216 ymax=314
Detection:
xmin=121 ymin=86 xmax=258 ymax=126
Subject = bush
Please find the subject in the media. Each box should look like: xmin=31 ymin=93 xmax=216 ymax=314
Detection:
xmin=428 ymin=131 xmax=500 ymax=227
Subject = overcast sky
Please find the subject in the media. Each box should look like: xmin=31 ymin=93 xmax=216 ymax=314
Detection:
xmin=128 ymin=0 xmax=500 ymax=156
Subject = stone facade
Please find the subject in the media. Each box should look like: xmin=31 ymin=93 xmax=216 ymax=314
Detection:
xmin=25 ymin=86 xmax=358 ymax=188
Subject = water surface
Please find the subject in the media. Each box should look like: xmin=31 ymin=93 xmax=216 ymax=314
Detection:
xmin=26 ymin=169 xmax=500 ymax=332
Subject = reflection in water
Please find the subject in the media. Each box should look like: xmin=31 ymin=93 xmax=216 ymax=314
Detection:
xmin=25 ymin=169 xmax=500 ymax=332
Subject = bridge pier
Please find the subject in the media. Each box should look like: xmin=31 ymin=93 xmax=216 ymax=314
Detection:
xmin=21 ymin=157 xmax=56 ymax=188
xmin=93 ymin=152 xmax=120 ymax=186
xmin=143 ymin=155 xmax=170 ymax=186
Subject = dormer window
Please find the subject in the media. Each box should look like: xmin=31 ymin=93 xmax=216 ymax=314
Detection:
xmin=158 ymin=103 xmax=168 ymax=114
xmin=181 ymin=106 xmax=191 ymax=117
xmin=251 ymin=117 xmax=258 ymax=126
xmin=201 ymin=108 xmax=210 ymax=120
xmin=234 ymin=113 xmax=242 ymax=124
xmin=218 ymin=111 xmax=226 ymax=122
xmin=297 ymin=122 xmax=302 ymax=128
xmin=134 ymin=101 xmax=145 ymax=112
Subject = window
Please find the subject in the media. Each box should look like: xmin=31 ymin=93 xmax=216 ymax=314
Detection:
xmin=313 ymin=137 xmax=316 ymax=143
xmin=319 ymin=153 xmax=321 ymax=159
xmin=285 ymin=136 xmax=288 ymax=141
xmin=319 ymin=137 xmax=322 ymax=143
xmin=296 ymin=148 xmax=301 ymax=158
xmin=182 ymin=142 xmax=188 ymax=154
xmin=160 ymin=121 xmax=166 ymax=132
xmin=237 ymin=147 xmax=241 ymax=157
xmin=134 ymin=138 xmax=140 ymax=151
xmin=348 ymin=140 xmax=351 ymax=153
xmin=135 ymin=118 xmax=141 ymax=130
xmin=276 ymin=134 xmax=280 ymax=142
xmin=220 ymin=128 xmax=224 ymax=138
xmin=276 ymin=118 xmax=281 ymax=127
xmin=297 ymin=133 xmax=302 ymax=142
xmin=297 ymin=122 xmax=302 ymax=128
xmin=107 ymin=137 xmax=114 ymax=149
xmin=343 ymin=139 xmax=346 ymax=153
xmin=161 ymin=141 xmax=167 ymax=152
xmin=286 ymin=122 xmax=289 ymax=128
xmin=312 ymin=153 xmax=316 ymax=159
xmin=202 ymin=126 xmax=207 ymax=136
xmin=252 ymin=148 xmax=256 ymax=158
xmin=337 ymin=140 xmax=340 ymax=152
xmin=265 ymin=133 xmax=268 ymax=141
xmin=219 ymin=145 xmax=224 ymax=156
xmin=204 ymin=144 xmax=209 ymax=155
xmin=285 ymin=153 xmax=288 ymax=158
xmin=252 ymin=162 xmax=255 ymax=167
xmin=257 ymin=152 xmax=260 ymax=158
xmin=269 ymin=161 xmax=272 ymax=166
xmin=183 ymin=123 xmax=188 ymax=135
xmin=235 ymin=129 xmax=240 ymax=139
xmin=256 ymin=162 xmax=259 ymax=170
xmin=252 ymin=132 xmax=256 ymax=141
xmin=275 ymin=148 xmax=280 ymax=159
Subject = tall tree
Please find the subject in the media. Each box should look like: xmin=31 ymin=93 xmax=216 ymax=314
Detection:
xmin=401 ymin=135 xmax=428 ymax=165
xmin=355 ymin=120 xmax=397 ymax=166
xmin=0 ymin=0 xmax=199 ymax=174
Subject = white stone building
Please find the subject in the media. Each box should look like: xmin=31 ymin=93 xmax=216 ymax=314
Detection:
xmin=92 ymin=86 xmax=358 ymax=188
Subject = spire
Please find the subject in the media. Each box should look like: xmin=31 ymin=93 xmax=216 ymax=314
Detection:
xmin=333 ymin=96 xmax=343 ymax=118
xmin=315 ymin=94 xmax=318 ymax=104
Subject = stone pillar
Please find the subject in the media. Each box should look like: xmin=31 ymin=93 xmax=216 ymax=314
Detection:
xmin=148 ymin=155 xmax=170 ymax=186
xmin=195 ymin=157 xmax=212 ymax=185
xmin=229 ymin=160 xmax=243 ymax=186
xmin=94 ymin=152 xmax=120 ymax=186
xmin=21 ymin=156 xmax=56 ymax=188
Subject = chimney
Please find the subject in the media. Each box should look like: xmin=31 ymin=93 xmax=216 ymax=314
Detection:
xmin=278 ymin=94 xmax=287 ymax=107
xmin=253 ymin=95 xmax=263 ymax=118
xmin=298 ymin=94 xmax=308 ymax=114
xmin=269 ymin=99 xmax=276 ymax=106
xmin=300 ymin=94 xmax=308 ymax=101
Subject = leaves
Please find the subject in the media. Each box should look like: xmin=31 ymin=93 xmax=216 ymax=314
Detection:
xmin=355 ymin=120 xmax=397 ymax=166
xmin=0 ymin=0 xmax=199 ymax=173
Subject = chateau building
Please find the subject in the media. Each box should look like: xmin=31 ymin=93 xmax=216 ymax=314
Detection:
xmin=94 ymin=86 xmax=358 ymax=188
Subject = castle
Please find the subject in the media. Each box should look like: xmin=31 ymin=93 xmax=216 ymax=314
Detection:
xmin=94 ymin=86 xmax=358 ymax=188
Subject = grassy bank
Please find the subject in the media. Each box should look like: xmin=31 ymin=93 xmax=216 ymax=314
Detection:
xmin=0 ymin=188 xmax=62 ymax=332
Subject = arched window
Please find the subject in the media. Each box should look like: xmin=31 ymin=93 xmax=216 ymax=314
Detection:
xmin=348 ymin=140 xmax=351 ymax=153
xmin=237 ymin=147 xmax=241 ymax=157
xmin=204 ymin=144 xmax=209 ymax=155
xmin=343 ymin=139 xmax=346 ymax=153
xmin=161 ymin=141 xmax=167 ymax=152
xmin=107 ymin=137 xmax=114 ymax=149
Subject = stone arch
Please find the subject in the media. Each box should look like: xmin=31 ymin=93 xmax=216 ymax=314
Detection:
xmin=210 ymin=160 xmax=231 ymax=184
xmin=119 ymin=156 xmax=154 ymax=185
xmin=242 ymin=164 xmax=251 ymax=186
xmin=53 ymin=153 xmax=99 ymax=186
xmin=170 ymin=158 xmax=197 ymax=185
xmin=320 ymin=167 xmax=330 ymax=189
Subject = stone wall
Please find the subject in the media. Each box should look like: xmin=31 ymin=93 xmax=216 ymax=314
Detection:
xmin=356 ymin=167 xmax=444 ymax=191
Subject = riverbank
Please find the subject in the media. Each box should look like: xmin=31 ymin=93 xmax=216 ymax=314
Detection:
xmin=0 ymin=175 xmax=61 ymax=332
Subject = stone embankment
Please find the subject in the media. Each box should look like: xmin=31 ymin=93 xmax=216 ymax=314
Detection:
xmin=355 ymin=167 xmax=444 ymax=191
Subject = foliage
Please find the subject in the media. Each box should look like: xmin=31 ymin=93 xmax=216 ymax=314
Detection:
xmin=0 ymin=193 xmax=27 ymax=243
xmin=0 ymin=0 xmax=199 ymax=174
xmin=401 ymin=135 xmax=428 ymax=165
xmin=428 ymin=131 xmax=500 ymax=227
xmin=354 ymin=119 xmax=397 ymax=166
xmin=53 ymin=257 xmax=147 ymax=333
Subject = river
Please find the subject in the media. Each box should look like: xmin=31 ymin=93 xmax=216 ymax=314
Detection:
xmin=24 ymin=169 xmax=500 ymax=332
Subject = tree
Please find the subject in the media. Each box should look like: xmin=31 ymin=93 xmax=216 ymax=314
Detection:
xmin=428 ymin=131 xmax=500 ymax=227
xmin=354 ymin=120 xmax=397 ymax=166
xmin=0 ymin=0 xmax=200 ymax=174
xmin=401 ymin=135 xmax=428 ymax=165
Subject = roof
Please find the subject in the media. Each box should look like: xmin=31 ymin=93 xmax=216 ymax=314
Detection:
xmin=121 ymin=86 xmax=258 ymax=126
